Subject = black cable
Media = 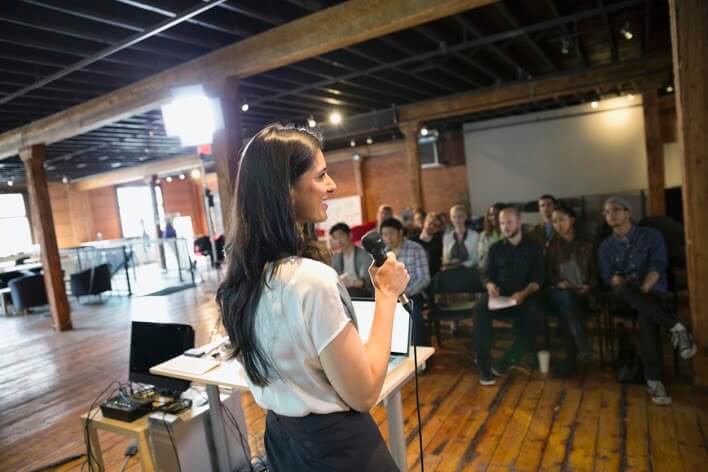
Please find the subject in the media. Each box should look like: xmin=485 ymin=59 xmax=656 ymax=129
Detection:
xmin=222 ymin=402 xmax=256 ymax=472
xmin=83 ymin=381 xmax=122 ymax=472
xmin=162 ymin=409 xmax=182 ymax=472
xmin=27 ymin=453 xmax=86 ymax=472
xmin=402 ymin=301 xmax=425 ymax=472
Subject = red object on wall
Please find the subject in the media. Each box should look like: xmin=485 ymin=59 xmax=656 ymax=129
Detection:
xmin=197 ymin=144 xmax=212 ymax=155
xmin=351 ymin=221 xmax=376 ymax=244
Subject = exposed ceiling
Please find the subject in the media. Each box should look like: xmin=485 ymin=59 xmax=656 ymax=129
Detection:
xmin=0 ymin=0 xmax=671 ymax=184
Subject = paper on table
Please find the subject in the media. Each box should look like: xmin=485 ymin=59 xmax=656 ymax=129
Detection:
xmin=158 ymin=355 xmax=221 ymax=375
xmin=488 ymin=296 xmax=517 ymax=311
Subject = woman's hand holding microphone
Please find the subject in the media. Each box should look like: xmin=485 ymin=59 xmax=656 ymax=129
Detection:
xmin=369 ymin=252 xmax=409 ymax=301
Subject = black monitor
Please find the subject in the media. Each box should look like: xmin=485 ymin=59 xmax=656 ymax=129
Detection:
xmin=129 ymin=321 xmax=195 ymax=394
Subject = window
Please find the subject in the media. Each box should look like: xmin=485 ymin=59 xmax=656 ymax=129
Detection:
xmin=419 ymin=131 xmax=442 ymax=167
xmin=116 ymin=186 xmax=162 ymax=239
xmin=0 ymin=193 xmax=33 ymax=258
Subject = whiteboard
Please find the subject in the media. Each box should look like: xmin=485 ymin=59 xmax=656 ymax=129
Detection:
xmin=316 ymin=195 xmax=363 ymax=235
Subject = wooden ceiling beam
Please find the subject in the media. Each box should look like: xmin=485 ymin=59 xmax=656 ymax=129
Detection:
xmin=398 ymin=53 xmax=671 ymax=123
xmin=0 ymin=0 xmax=497 ymax=160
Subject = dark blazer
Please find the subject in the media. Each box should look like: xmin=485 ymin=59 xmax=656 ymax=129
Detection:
xmin=546 ymin=235 xmax=598 ymax=288
xmin=331 ymin=246 xmax=374 ymax=296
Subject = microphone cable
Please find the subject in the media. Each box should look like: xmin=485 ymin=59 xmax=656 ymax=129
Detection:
xmin=401 ymin=300 xmax=425 ymax=472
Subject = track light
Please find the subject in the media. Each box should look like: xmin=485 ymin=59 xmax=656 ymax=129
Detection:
xmin=620 ymin=21 xmax=633 ymax=40
xmin=666 ymin=84 xmax=674 ymax=93
xmin=7 ymin=180 xmax=13 ymax=186
xmin=420 ymin=127 xmax=429 ymax=136
xmin=591 ymin=100 xmax=599 ymax=109
xmin=155 ymin=178 xmax=161 ymax=184
xmin=190 ymin=169 xmax=201 ymax=179
xmin=241 ymin=103 xmax=249 ymax=112
xmin=350 ymin=139 xmax=356 ymax=147
xmin=62 ymin=176 xmax=69 ymax=184
xmin=166 ymin=176 xmax=173 ymax=183
xmin=179 ymin=173 xmax=186 ymax=180
xmin=366 ymin=137 xmax=373 ymax=145
xmin=307 ymin=116 xmax=317 ymax=128
xmin=329 ymin=111 xmax=342 ymax=125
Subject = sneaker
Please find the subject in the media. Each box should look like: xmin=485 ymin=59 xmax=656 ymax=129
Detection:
xmin=647 ymin=380 xmax=672 ymax=405
xmin=476 ymin=355 xmax=496 ymax=386
xmin=671 ymin=326 xmax=697 ymax=360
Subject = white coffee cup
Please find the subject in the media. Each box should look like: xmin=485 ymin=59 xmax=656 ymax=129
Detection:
xmin=537 ymin=350 xmax=550 ymax=374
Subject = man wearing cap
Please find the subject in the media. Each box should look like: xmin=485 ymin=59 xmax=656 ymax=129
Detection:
xmin=599 ymin=196 xmax=696 ymax=405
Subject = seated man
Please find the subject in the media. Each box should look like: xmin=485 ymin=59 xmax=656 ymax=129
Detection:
xmin=527 ymin=194 xmax=556 ymax=245
xmin=473 ymin=206 xmax=545 ymax=386
xmin=380 ymin=217 xmax=431 ymax=346
xmin=599 ymin=196 xmax=696 ymax=405
xmin=329 ymin=222 xmax=373 ymax=297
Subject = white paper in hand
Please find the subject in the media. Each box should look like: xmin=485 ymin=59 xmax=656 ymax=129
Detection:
xmin=488 ymin=296 xmax=518 ymax=311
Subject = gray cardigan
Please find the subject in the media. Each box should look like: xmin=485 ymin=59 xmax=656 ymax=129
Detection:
xmin=331 ymin=245 xmax=374 ymax=296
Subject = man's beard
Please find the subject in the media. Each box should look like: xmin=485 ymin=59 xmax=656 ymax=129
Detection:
xmin=503 ymin=228 xmax=520 ymax=239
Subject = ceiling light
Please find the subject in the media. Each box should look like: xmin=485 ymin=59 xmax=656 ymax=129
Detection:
xmin=241 ymin=103 xmax=249 ymax=112
xmin=307 ymin=116 xmax=317 ymax=128
xmin=166 ymin=176 xmax=173 ymax=183
xmin=666 ymin=84 xmax=674 ymax=93
xmin=591 ymin=100 xmax=599 ymax=109
xmin=349 ymin=139 xmax=356 ymax=147
xmin=620 ymin=21 xmax=633 ymax=40
xmin=144 ymin=148 xmax=149 ymax=153
xmin=179 ymin=173 xmax=186 ymax=180
xmin=420 ymin=127 xmax=429 ymax=137
xmin=329 ymin=111 xmax=342 ymax=125
xmin=155 ymin=178 xmax=161 ymax=184
xmin=161 ymin=85 xmax=223 ymax=146
xmin=62 ymin=176 xmax=69 ymax=184
xmin=627 ymin=93 xmax=635 ymax=101
xmin=8 ymin=180 xmax=14 ymax=186
xmin=111 ymin=162 xmax=122 ymax=168
xmin=366 ymin=137 xmax=373 ymax=145
xmin=190 ymin=169 xmax=201 ymax=179
xmin=560 ymin=36 xmax=570 ymax=55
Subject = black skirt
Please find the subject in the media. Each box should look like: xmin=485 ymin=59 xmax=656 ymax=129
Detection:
xmin=264 ymin=409 xmax=399 ymax=472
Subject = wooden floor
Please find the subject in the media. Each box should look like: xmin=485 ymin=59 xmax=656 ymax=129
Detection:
xmin=1 ymin=280 xmax=706 ymax=472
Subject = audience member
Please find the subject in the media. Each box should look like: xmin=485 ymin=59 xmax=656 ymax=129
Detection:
xmin=413 ymin=209 xmax=426 ymax=232
xmin=329 ymin=223 xmax=374 ymax=297
xmin=598 ymin=196 xmax=696 ymax=405
xmin=528 ymin=194 xmax=556 ymax=245
xmin=400 ymin=207 xmax=417 ymax=238
xmin=546 ymin=205 xmax=597 ymax=378
xmin=376 ymin=204 xmax=394 ymax=232
xmin=442 ymin=204 xmax=480 ymax=269
xmin=410 ymin=212 xmax=443 ymax=278
xmin=473 ymin=206 xmax=545 ymax=386
xmin=478 ymin=203 xmax=504 ymax=271
xmin=380 ymin=218 xmax=431 ymax=346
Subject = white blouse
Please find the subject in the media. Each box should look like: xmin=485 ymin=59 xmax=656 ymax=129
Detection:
xmin=246 ymin=257 xmax=355 ymax=417
xmin=442 ymin=228 xmax=480 ymax=268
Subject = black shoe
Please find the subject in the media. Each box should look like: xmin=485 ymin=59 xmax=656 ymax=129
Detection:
xmin=491 ymin=357 xmax=513 ymax=377
xmin=552 ymin=360 xmax=577 ymax=379
xmin=476 ymin=355 xmax=496 ymax=386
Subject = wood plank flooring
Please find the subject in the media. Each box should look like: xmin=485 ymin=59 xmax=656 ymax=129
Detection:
xmin=1 ymin=281 xmax=706 ymax=471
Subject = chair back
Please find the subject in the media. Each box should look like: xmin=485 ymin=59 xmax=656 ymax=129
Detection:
xmin=9 ymin=274 xmax=48 ymax=309
xmin=430 ymin=267 xmax=479 ymax=296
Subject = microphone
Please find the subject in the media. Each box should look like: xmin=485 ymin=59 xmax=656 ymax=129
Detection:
xmin=361 ymin=231 xmax=413 ymax=312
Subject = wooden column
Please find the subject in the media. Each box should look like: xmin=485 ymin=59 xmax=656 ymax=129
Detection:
xmin=208 ymin=78 xmax=242 ymax=233
xmin=669 ymin=0 xmax=708 ymax=386
xmin=352 ymin=153 xmax=367 ymax=222
xmin=399 ymin=121 xmax=424 ymax=210
xmin=19 ymin=144 xmax=72 ymax=331
xmin=642 ymin=84 xmax=666 ymax=216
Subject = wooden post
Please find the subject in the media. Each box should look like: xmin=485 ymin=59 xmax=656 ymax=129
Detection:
xmin=19 ymin=144 xmax=72 ymax=331
xmin=642 ymin=84 xmax=666 ymax=216
xmin=208 ymin=78 xmax=242 ymax=234
xmin=352 ymin=153 xmax=367 ymax=222
xmin=399 ymin=121 xmax=424 ymax=211
xmin=669 ymin=0 xmax=708 ymax=387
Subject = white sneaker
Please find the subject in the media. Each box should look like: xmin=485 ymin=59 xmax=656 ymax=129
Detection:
xmin=647 ymin=380 xmax=672 ymax=406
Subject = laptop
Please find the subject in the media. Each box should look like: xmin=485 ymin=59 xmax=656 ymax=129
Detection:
xmin=350 ymin=299 xmax=412 ymax=373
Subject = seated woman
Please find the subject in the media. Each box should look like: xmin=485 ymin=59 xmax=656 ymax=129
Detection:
xmin=546 ymin=205 xmax=597 ymax=377
xmin=442 ymin=204 xmax=480 ymax=270
xmin=477 ymin=203 xmax=504 ymax=272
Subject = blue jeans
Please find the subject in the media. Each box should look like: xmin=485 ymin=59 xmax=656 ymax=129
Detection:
xmin=549 ymin=288 xmax=592 ymax=363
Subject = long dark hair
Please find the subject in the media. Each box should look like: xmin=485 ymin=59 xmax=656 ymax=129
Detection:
xmin=216 ymin=124 xmax=325 ymax=386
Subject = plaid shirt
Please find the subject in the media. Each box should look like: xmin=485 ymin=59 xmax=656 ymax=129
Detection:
xmin=393 ymin=239 xmax=430 ymax=296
